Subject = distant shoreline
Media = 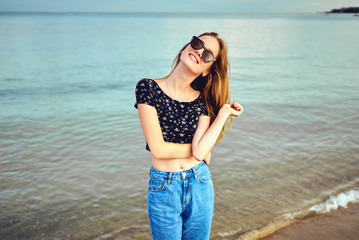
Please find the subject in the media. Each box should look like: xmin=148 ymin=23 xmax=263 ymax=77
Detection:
xmin=320 ymin=6 xmax=359 ymax=14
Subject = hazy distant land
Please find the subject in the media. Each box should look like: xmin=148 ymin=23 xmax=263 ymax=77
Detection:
xmin=321 ymin=6 xmax=359 ymax=14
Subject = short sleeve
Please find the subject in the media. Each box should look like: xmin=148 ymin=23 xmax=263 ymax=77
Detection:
xmin=201 ymin=103 xmax=210 ymax=116
xmin=198 ymin=96 xmax=210 ymax=116
xmin=134 ymin=79 xmax=156 ymax=109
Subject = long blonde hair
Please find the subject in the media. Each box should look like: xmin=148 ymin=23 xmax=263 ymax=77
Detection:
xmin=170 ymin=32 xmax=233 ymax=144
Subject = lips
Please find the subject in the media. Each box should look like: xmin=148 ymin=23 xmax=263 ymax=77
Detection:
xmin=189 ymin=53 xmax=199 ymax=64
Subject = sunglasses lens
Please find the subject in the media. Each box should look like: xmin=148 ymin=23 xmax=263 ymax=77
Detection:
xmin=191 ymin=37 xmax=202 ymax=50
xmin=190 ymin=36 xmax=215 ymax=63
xmin=202 ymin=50 xmax=214 ymax=63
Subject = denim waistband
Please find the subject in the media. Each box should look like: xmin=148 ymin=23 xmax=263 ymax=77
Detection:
xmin=150 ymin=161 xmax=206 ymax=180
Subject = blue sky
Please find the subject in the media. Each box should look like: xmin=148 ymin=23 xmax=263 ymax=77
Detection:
xmin=0 ymin=0 xmax=358 ymax=13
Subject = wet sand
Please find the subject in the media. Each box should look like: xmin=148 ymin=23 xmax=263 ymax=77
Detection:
xmin=260 ymin=203 xmax=359 ymax=240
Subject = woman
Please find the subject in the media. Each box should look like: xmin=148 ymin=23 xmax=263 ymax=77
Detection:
xmin=134 ymin=32 xmax=243 ymax=240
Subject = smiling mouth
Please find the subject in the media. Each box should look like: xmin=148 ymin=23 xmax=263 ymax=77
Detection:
xmin=189 ymin=53 xmax=199 ymax=64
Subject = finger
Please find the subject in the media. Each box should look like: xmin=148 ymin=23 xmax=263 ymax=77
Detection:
xmin=231 ymin=107 xmax=243 ymax=116
xmin=231 ymin=102 xmax=239 ymax=107
xmin=234 ymin=105 xmax=242 ymax=111
xmin=231 ymin=102 xmax=243 ymax=113
xmin=230 ymin=109 xmax=240 ymax=116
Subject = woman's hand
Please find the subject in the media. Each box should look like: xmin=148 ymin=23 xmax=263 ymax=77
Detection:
xmin=203 ymin=151 xmax=211 ymax=165
xmin=220 ymin=102 xmax=243 ymax=117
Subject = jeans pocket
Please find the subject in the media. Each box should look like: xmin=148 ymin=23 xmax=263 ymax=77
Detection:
xmin=148 ymin=175 xmax=167 ymax=192
xmin=197 ymin=165 xmax=212 ymax=183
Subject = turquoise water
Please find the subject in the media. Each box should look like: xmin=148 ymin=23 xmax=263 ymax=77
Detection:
xmin=1 ymin=12 xmax=359 ymax=239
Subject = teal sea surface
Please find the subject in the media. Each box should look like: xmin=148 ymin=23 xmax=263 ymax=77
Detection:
xmin=1 ymin=12 xmax=359 ymax=239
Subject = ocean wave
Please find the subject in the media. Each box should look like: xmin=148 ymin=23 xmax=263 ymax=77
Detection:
xmin=233 ymin=187 xmax=359 ymax=240
xmin=309 ymin=188 xmax=359 ymax=214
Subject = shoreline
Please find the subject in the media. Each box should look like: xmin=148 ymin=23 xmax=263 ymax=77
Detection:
xmin=259 ymin=203 xmax=359 ymax=240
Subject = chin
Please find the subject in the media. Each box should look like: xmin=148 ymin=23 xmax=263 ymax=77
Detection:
xmin=180 ymin=54 xmax=203 ymax=75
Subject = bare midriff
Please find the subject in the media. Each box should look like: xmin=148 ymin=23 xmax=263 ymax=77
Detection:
xmin=151 ymin=156 xmax=201 ymax=172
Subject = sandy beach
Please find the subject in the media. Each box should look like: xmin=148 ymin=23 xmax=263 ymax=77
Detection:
xmin=260 ymin=203 xmax=359 ymax=240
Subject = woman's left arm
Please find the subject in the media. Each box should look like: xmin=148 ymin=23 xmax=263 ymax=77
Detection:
xmin=192 ymin=102 xmax=243 ymax=161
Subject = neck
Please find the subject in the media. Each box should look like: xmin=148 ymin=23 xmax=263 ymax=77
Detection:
xmin=166 ymin=62 xmax=200 ymax=93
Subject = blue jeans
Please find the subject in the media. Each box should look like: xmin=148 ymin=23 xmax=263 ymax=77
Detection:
xmin=147 ymin=161 xmax=214 ymax=240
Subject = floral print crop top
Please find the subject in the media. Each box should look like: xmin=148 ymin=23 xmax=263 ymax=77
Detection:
xmin=134 ymin=78 xmax=210 ymax=151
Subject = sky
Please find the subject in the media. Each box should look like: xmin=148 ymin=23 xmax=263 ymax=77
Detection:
xmin=0 ymin=0 xmax=358 ymax=13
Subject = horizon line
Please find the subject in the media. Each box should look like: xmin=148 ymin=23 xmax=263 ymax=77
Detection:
xmin=0 ymin=10 xmax=321 ymax=13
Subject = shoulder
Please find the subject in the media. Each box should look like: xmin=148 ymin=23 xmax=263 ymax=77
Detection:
xmin=135 ymin=78 xmax=158 ymax=91
xmin=134 ymin=78 xmax=158 ymax=108
xmin=136 ymin=78 xmax=152 ymax=87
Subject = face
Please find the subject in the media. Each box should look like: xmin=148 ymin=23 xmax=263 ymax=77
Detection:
xmin=180 ymin=35 xmax=220 ymax=76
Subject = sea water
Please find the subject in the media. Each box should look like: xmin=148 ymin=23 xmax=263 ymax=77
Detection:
xmin=0 ymin=12 xmax=359 ymax=239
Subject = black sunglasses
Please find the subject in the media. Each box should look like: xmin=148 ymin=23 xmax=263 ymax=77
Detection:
xmin=190 ymin=36 xmax=216 ymax=63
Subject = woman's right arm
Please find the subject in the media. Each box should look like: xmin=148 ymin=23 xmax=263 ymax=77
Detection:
xmin=137 ymin=103 xmax=193 ymax=159
xmin=192 ymin=103 xmax=243 ymax=161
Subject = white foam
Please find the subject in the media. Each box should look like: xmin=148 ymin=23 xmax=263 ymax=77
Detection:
xmin=218 ymin=227 xmax=242 ymax=237
xmin=281 ymin=211 xmax=301 ymax=220
xmin=309 ymin=188 xmax=359 ymax=214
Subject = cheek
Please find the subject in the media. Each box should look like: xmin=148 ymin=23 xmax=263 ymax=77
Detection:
xmin=180 ymin=48 xmax=212 ymax=74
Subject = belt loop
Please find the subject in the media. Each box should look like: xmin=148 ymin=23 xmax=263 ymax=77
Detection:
xmin=192 ymin=167 xmax=198 ymax=179
xmin=167 ymin=172 xmax=172 ymax=184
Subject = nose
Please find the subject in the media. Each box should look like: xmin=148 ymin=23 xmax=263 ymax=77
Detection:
xmin=194 ymin=49 xmax=203 ymax=58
